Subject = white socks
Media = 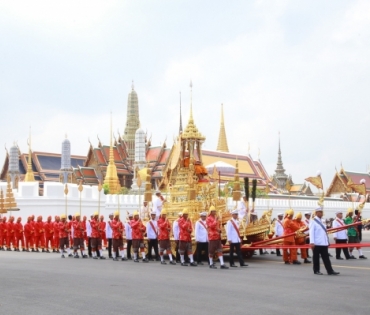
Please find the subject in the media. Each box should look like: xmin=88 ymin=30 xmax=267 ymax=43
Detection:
xmin=92 ymin=251 xmax=97 ymax=257
xmin=358 ymin=249 xmax=363 ymax=256
xmin=120 ymin=250 xmax=124 ymax=258
xmin=60 ymin=249 xmax=63 ymax=255
xmin=160 ymin=255 xmax=164 ymax=262
xmin=113 ymin=252 xmax=116 ymax=259
xmin=99 ymin=249 xmax=103 ymax=257
xmin=219 ymin=256 xmax=224 ymax=265
xmin=141 ymin=252 xmax=146 ymax=259
xmin=189 ymin=254 xmax=194 ymax=263
xmin=67 ymin=248 xmax=71 ymax=255
xmin=180 ymin=255 xmax=185 ymax=263
xmin=134 ymin=253 xmax=137 ymax=260
xmin=209 ymin=257 xmax=213 ymax=265
xmin=169 ymin=254 xmax=173 ymax=261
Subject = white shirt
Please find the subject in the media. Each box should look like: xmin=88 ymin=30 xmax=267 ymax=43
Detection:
xmin=173 ymin=220 xmax=180 ymax=240
xmin=226 ymin=218 xmax=241 ymax=243
xmin=146 ymin=220 xmax=158 ymax=239
xmin=309 ymin=218 xmax=329 ymax=246
xmin=106 ymin=220 xmax=113 ymax=239
xmin=125 ymin=221 xmax=132 ymax=240
xmin=140 ymin=205 xmax=150 ymax=219
xmin=332 ymin=218 xmax=347 ymax=240
xmin=195 ymin=219 xmax=208 ymax=242
xmin=86 ymin=220 xmax=92 ymax=237
xmin=236 ymin=201 xmax=247 ymax=219
xmin=152 ymin=197 xmax=163 ymax=218
xmin=275 ymin=219 xmax=284 ymax=237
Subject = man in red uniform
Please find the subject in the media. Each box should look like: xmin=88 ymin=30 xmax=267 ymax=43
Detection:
xmin=111 ymin=211 xmax=127 ymax=261
xmin=294 ymin=212 xmax=310 ymax=263
xmin=178 ymin=209 xmax=197 ymax=266
xmin=44 ymin=216 xmax=54 ymax=252
xmin=206 ymin=206 xmax=228 ymax=269
xmin=34 ymin=215 xmax=46 ymax=252
xmin=53 ymin=216 xmax=60 ymax=253
xmin=24 ymin=217 xmax=34 ymax=252
xmin=0 ymin=217 xmax=7 ymax=250
xmin=58 ymin=214 xmax=72 ymax=258
xmin=157 ymin=209 xmax=176 ymax=265
xmin=283 ymin=209 xmax=301 ymax=265
xmin=30 ymin=215 xmax=36 ymax=251
xmin=131 ymin=211 xmax=148 ymax=262
xmin=91 ymin=211 xmax=105 ymax=259
xmin=6 ymin=216 xmax=15 ymax=251
xmin=82 ymin=215 xmax=88 ymax=247
xmin=72 ymin=213 xmax=87 ymax=258
xmin=99 ymin=215 xmax=107 ymax=248
xmin=68 ymin=215 xmax=74 ymax=250
xmin=14 ymin=217 xmax=25 ymax=251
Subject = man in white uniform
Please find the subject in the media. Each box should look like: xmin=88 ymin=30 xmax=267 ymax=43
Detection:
xmin=173 ymin=213 xmax=181 ymax=263
xmin=106 ymin=213 xmax=113 ymax=258
xmin=226 ymin=210 xmax=247 ymax=267
xmin=332 ymin=211 xmax=350 ymax=260
xmin=236 ymin=196 xmax=247 ymax=220
xmin=146 ymin=211 xmax=159 ymax=261
xmin=125 ymin=213 xmax=133 ymax=259
xmin=140 ymin=201 xmax=150 ymax=220
xmin=195 ymin=212 xmax=208 ymax=265
xmin=274 ymin=213 xmax=284 ymax=257
xmin=152 ymin=191 xmax=164 ymax=220
xmin=303 ymin=212 xmax=311 ymax=258
xmin=86 ymin=214 xmax=93 ymax=257
xmin=309 ymin=207 xmax=339 ymax=275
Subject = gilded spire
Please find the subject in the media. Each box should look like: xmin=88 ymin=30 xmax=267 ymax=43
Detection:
xmin=179 ymin=91 xmax=183 ymax=134
xmin=216 ymin=103 xmax=229 ymax=152
xmin=182 ymin=81 xmax=205 ymax=140
xmin=275 ymin=132 xmax=286 ymax=175
xmin=24 ymin=126 xmax=35 ymax=182
xmin=104 ymin=113 xmax=121 ymax=194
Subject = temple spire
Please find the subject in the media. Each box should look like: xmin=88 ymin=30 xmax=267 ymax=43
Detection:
xmin=179 ymin=91 xmax=183 ymax=134
xmin=216 ymin=103 xmax=229 ymax=152
xmin=275 ymin=132 xmax=286 ymax=175
xmin=104 ymin=113 xmax=121 ymax=194
xmin=24 ymin=126 xmax=35 ymax=182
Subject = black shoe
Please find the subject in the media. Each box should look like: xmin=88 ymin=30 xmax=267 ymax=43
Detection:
xmin=270 ymin=251 xmax=275 ymax=254
xmin=240 ymin=263 xmax=248 ymax=267
xmin=42 ymin=249 xmax=46 ymax=252
xmin=349 ymin=256 xmax=357 ymax=259
xmin=336 ymin=257 xmax=344 ymax=260
xmin=276 ymin=254 xmax=282 ymax=257
xmin=142 ymin=258 xmax=149 ymax=263
xmin=109 ymin=256 xmax=113 ymax=259
xmin=181 ymin=262 xmax=188 ymax=266
xmin=284 ymin=261 xmax=290 ymax=264
xmin=113 ymin=258 xmax=118 ymax=261
xmin=328 ymin=253 xmax=333 ymax=257
xmin=209 ymin=264 xmax=217 ymax=269
xmin=68 ymin=254 xmax=73 ymax=257
xmin=93 ymin=256 xmax=98 ymax=260
xmin=74 ymin=255 xmax=79 ymax=259
xmin=170 ymin=261 xmax=176 ymax=265
xmin=230 ymin=264 xmax=238 ymax=268
xmin=197 ymin=262 xmax=204 ymax=265
xmin=307 ymin=255 xmax=311 ymax=258
xmin=220 ymin=265 xmax=229 ymax=269
xmin=61 ymin=255 xmax=65 ymax=258
xmin=297 ymin=252 xmax=301 ymax=255
xmin=121 ymin=257 xmax=127 ymax=261
xmin=149 ymin=258 xmax=155 ymax=261
xmin=6 ymin=248 xmax=11 ymax=251
xmin=22 ymin=249 xmax=26 ymax=252
xmin=156 ymin=258 xmax=161 ymax=261
xmin=328 ymin=271 xmax=340 ymax=275
xmin=83 ymin=255 xmax=88 ymax=258
xmin=304 ymin=259 xmax=311 ymax=264
xmin=134 ymin=259 xmax=139 ymax=263
xmin=359 ymin=255 xmax=367 ymax=259
xmin=176 ymin=260 xmax=181 ymax=263
xmin=314 ymin=271 xmax=323 ymax=275
xmin=190 ymin=262 xmax=197 ymax=266
xmin=100 ymin=256 xmax=106 ymax=260
xmin=31 ymin=249 xmax=35 ymax=252
xmin=292 ymin=260 xmax=301 ymax=265
xmin=161 ymin=261 xmax=167 ymax=265
xmin=263 ymin=251 xmax=268 ymax=254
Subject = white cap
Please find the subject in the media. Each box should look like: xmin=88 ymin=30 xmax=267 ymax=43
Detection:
xmin=231 ymin=209 xmax=238 ymax=215
xmin=335 ymin=211 xmax=342 ymax=215
xmin=128 ymin=213 xmax=133 ymax=217
xmin=109 ymin=213 xmax=113 ymax=216
xmin=150 ymin=211 xmax=156 ymax=215
xmin=304 ymin=212 xmax=311 ymax=215
xmin=315 ymin=207 xmax=323 ymax=212
xmin=277 ymin=213 xmax=283 ymax=216
xmin=200 ymin=212 xmax=207 ymax=216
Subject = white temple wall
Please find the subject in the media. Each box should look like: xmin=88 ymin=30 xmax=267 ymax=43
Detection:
xmin=1 ymin=182 xmax=368 ymax=221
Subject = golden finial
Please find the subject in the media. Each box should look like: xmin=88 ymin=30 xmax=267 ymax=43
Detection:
xmin=216 ymin=103 xmax=229 ymax=152
xmin=131 ymin=80 xmax=134 ymax=90
xmin=24 ymin=126 xmax=35 ymax=182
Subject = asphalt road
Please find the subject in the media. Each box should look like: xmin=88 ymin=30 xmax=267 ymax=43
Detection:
xmin=1 ymin=232 xmax=370 ymax=315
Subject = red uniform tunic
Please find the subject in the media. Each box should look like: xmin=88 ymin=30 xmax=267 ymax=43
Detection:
xmin=283 ymin=217 xmax=300 ymax=263
xmin=111 ymin=220 xmax=124 ymax=239
xmin=82 ymin=220 xmax=87 ymax=243
xmin=53 ymin=221 xmax=60 ymax=249
xmin=30 ymin=220 xmax=36 ymax=247
xmin=130 ymin=219 xmax=146 ymax=240
xmin=0 ymin=220 xmax=6 ymax=247
xmin=68 ymin=221 xmax=74 ymax=244
xmin=72 ymin=221 xmax=84 ymax=239
xmin=6 ymin=221 xmax=15 ymax=248
xmin=178 ymin=217 xmax=192 ymax=242
xmin=206 ymin=215 xmax=220 ymax=240
xmin=24 ymin=222 xmax=33 ymax=249
xmin=44 ymin=221 xmax=54 ymax=250
xmin=14 ymin=222 xmax=24 ymax=249
xmin=34 ymin=221 xmax=45 ymax=249
xmin=294 ymin=220 xmax=307 ymax=259
xmin=99 ymin=221 xmax=107 ymax=246
xmin=90 ymin=219 xmax=101 ymax=238
xmin=157 ymin=217 xmax=171 ymax=240
xmin=58 ymin=221 xmax=69 ymax=239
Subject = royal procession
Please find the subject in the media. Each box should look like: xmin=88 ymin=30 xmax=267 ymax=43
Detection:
xmin=1 ymin=1 xmax=370 ymax=315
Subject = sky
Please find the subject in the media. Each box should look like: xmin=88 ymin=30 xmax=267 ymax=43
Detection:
xmin=0 ymin=0 xmax=369 ymax=189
